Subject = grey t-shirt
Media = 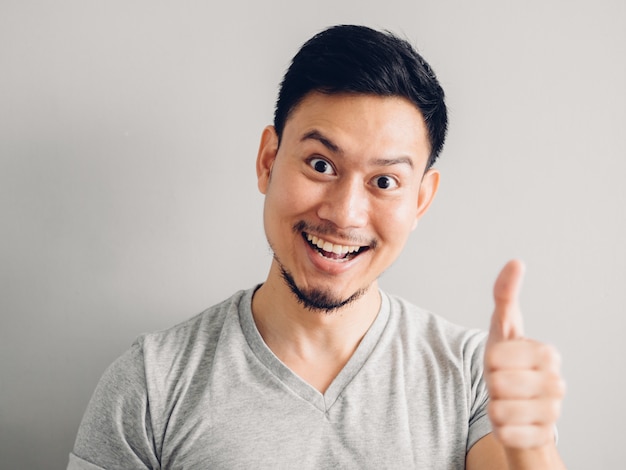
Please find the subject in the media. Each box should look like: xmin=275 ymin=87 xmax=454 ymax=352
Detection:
xmin=68 ymin=288 xmax=491 ymax=469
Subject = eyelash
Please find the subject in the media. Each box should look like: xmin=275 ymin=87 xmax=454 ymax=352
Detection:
xmin=309 ymin=157 xmax=335 ymax=175
xmin=307 ymin=156 xmax=400 ymax=191
xmin=372 ymin=175 xmax=399 ymax=190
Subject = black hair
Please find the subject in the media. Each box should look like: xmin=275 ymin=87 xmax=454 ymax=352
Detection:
xmin=274 ymin=25 xmax=448 ymax=169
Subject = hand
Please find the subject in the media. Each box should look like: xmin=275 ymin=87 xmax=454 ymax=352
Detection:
xmin=484 ymin=260 xmax=566 ymax=450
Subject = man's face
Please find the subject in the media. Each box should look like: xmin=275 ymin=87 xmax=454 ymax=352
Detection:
xmin=256 ymin=92 xmax=439 ymax=311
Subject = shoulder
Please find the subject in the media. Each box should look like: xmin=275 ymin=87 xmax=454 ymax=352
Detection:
xmin=382 ymin=292 xmax=493 ymax=441
xmin=72 ymin=288 xmax=255 ymax=465
xmin=375 ymin=292 xmax=492 ymax=448
xmin=82 ymin=288 xmax=253 ymax=414
xmin=379 ymin=291 xmax=488 ymax=389
xmin=87 ymin=288 xmax=252 ymax=399
xmin=383 ymin=291 xmax=487 ymax=356
xmin=139 ymin=288 xmax=249 ymax=358
xmin=130 ymin=288 xmax=253 ymax=392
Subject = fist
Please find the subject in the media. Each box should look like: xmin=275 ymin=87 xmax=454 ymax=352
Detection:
xmin=484 ymin=260 xmax=566 ymax=449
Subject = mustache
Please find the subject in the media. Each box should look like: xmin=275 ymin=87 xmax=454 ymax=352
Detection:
xmin=292 ymin=220 xmax=377 ymax=249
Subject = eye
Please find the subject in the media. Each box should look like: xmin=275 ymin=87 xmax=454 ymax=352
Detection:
xmin=309 ymin=157 xmax=335 ymax=175
xmin=372 ymin=175 xmax=399 ymax=190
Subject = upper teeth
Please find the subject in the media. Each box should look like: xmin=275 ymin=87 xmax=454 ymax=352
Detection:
xmin=306 ymin=233 xmax=362 ymax=255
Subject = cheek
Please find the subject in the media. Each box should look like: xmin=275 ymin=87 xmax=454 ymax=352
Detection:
xmin=375 ymin=199 xmax=418 ymax=245
xmin=263 ymin=168 xmax=318 ymax=237
xmin=267 ymin=167 xmax=322 ymax=215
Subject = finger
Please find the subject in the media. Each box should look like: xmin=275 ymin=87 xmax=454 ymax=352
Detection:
xmin=485 ymin=341 xmax=562 ymax=373
xmin=492 ymin=424 xmax=556 ymax=449
xmin=488 ymin=399 xmax=562 ymax=426
xmin=487 ymin=369 xmax=566 ymax=400
xmin=489 ymin=259 xmax=525 ymax=343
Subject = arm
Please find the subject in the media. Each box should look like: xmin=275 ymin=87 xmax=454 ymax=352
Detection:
xmin=467 ymin=260 xmax=566 ymax=470
xmin=467 ymin=433 xmax=565 ymax=470
xmin=69 ymin=341 xmax=159 ymax=470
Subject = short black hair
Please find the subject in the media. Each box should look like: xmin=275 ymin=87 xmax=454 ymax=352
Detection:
xmin=274 ymin=25 xmax=448 ymax=168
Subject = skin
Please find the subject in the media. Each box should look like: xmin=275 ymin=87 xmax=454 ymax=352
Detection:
xmin=253 ymin=92 xmax=438 ymax=391
xmin=252 ymin=92 xmax=566 ymax=468
xmin=466 ymin=260 xmax=567 ymax=469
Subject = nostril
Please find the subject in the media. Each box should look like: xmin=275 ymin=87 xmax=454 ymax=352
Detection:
xmin=316 ymin=188 xmax=369 ymax=229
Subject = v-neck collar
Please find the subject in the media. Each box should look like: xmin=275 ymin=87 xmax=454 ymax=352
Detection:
xmin=239 ymin=287 xmax=391 ymax=413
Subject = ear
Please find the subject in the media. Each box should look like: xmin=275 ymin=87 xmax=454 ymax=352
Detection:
xmin=411 ymin=168 xmax=440 ymax=231
xmin=256 ymin=125 xmax=279 ymax=194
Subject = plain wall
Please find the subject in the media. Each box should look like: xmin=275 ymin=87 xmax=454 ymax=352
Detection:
xmin=1 ymin=1 xmax=624 ymax=468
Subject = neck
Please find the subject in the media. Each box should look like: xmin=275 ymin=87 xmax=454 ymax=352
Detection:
xmin=251 ymin=264 xmax=381 ymax=392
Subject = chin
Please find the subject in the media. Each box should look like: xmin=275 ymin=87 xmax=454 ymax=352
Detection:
xmin=279 ymin=264 xmax=367 ymax=313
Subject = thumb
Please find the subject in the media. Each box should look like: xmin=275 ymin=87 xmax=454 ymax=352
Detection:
xmin=489 ymin=259 xmax=525 ymax=343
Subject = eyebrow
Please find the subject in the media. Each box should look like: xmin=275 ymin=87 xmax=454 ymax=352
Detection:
xmin=300 ymin=129 xmax=414 ymax=169
xmin=300 ymin=130 xmax=342 ymax=154
xmin=369 ymin=156 xmax=414 ymax=169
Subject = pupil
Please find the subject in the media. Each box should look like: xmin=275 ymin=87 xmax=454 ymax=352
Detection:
xmin=378 ymin=177 xmax=390 ymax=189
xmin=314 ymin=160 xmax=328 ymax=173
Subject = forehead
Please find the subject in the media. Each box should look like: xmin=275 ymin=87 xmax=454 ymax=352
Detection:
xmin=282 ymin=92 xmax=431 ymax=167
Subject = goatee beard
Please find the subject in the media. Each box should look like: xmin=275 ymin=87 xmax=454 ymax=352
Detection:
xmin=279 ymin=264 xmax=366 ymax=313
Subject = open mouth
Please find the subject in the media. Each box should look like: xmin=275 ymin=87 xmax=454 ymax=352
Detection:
xmin=303 ymin=232 xmax=369 ymax=262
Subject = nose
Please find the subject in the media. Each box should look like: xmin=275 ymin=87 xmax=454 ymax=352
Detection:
xmin=316 ymin=177 xmax=369 ymax=229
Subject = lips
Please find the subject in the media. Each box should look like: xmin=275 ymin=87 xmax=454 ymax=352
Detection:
xmin=303 ymin=232 xmax=368 ymax=261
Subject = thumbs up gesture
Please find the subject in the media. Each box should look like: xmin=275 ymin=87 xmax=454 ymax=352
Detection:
xmin=485 ymin=260 xmax=566 ymax=451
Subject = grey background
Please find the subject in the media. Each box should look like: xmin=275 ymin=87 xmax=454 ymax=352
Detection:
xmin=1 ymin=1 xmax=624 ymax=468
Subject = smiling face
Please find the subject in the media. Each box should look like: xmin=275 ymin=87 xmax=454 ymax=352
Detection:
xmin=256 ymin=92 xmax=439 ymax=312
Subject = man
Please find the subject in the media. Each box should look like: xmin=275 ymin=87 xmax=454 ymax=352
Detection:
xmin=68 ymin=25 xmax=565 ymax=469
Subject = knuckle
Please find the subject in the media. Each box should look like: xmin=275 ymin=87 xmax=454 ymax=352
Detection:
xmin=550 ymin=376 xmax=566 ymax=397
xmin=546 ymin=400 xmax=562 ymax=421
xmin=544 ymin=372 xmax=566 ymax=397
xmin=539 ymin=343 xmax=561 ymax=368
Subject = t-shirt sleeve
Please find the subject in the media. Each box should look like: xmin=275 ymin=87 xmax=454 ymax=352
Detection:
xmin=68 ymin=339 xmax=160 ymax=470
xmin=466 ymin=332 xmax=492 ymax=451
